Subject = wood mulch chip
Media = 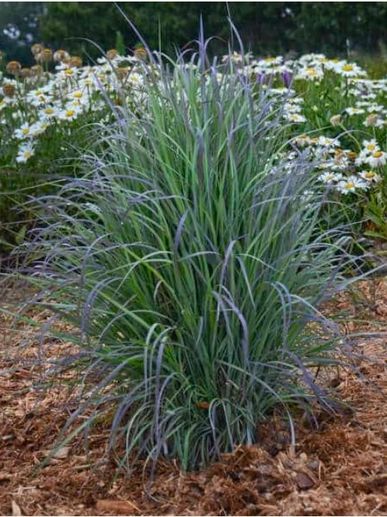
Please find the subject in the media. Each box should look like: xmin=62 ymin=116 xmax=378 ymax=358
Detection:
xmin=0 ymin=278 xmax=386 ymax=516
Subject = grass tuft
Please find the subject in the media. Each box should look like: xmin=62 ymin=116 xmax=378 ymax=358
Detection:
xmin=12 ymin=42 xmax=367 ymax=473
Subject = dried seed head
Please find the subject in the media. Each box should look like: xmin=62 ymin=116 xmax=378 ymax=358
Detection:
xmin=6 ymin=61 xmax=22 ymax=75
xmin=106 ymin=49 xmax=118 ymax=60
xmin=40 ymin=48 xmax=53 ymax=62
xmin=134 ymin=47 xmax=147 ymax=61
xmin=69 ymin=55 xmax=82 ymax=68
xmin=115 ymin=66 xmax=129 ymax=80
xmin=53 ymin=49 xmax=70 ymax=63
xmin=20 ymin=68 xmax=33 ymax=79
xmin=329 ymin=114 xmax=341 ymax=127
xmin=31 ymin=43 xmax=44 ymax=56
xmin=366 ymin=114 xmax=378 ymax=127
xmin=30 ymin=64 xmax=43 ymax=76
xmin=2 ymin=83 xmax=16 ymax=97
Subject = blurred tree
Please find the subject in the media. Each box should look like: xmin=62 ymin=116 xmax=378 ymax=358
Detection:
xmin=293 ymin=3 xmax=387 ymax=56
xmin=2 ymin=2 xmax=387 ymax=63
xmin=0 ymin=3 xmax=45 ymax=65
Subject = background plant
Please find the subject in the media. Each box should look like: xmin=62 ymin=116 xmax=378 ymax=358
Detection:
xmin=1 ymin=41 xmax=386 ymax=257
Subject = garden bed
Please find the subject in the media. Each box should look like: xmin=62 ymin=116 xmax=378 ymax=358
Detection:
xmin=0 ymin=279 xmax=386 ymax=516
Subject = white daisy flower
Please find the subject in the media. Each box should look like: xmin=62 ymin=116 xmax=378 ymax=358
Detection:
xmin=30 ymin=120 xmax=49 ymax=137
xmin=14 ymin=122 xmax=33 ymax=140
xmin=285 ymin=113 xmax=306 ymax=123
xmin=58 ymin=66 xmax=77 ymax=81
xmin=366 ymin=104 xmax=384 ymax=113
xmin=296 ymin=66 xmax=324 ymax=81
xmin=345 ymin=107 xmax=365 ymax=116
xmin=334 ymin=62 xmax=366 ymax=78
xmin=39 ymin=105 xmax=59 ymax=120
xmin=359 ymin=170 xmax=382 ymax=183
xmin=336 ymin=176 xmax=368 ymax=194
xmin=16 ymin=142 xmax=35 ymax=163
xmin=27 ymin=91 xmax=52 ymax=107
xmin=58 ymin=106 xmax=82 ymax=122
xmin=127 ymin=72 xmax=144 ymax=87
xmin=318 ymin=172 xmax=343 ymax=184
xmin=317 ymin=136 xmax=340 ymax=148
xmin=355 ymin=150 xmax=370 ymax=166
xmin=362 ymin=139 xmax=380 ymax=154
xmin=367 ymin=151 xmax=387 ymax=168
xmin=67 ymin=89 xmax=90 ymax=104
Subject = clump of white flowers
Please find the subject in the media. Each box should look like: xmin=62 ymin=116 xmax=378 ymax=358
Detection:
xmin=0 ymin=47 xmax=385 ymax=205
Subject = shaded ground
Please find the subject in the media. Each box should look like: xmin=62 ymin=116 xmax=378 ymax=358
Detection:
xmin=0 ymin=279 xmax=386 ymax=516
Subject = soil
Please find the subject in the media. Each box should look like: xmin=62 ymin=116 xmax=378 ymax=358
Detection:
xmin=0 ymin=278 xmax=386 ymax=516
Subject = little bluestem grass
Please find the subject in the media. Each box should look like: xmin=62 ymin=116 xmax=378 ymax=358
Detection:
xmin=12 ymin=42 xmax=367 ymax=473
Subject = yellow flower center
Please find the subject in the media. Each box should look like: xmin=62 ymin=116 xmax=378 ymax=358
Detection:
xmin=373 ymin=151 xmax=383 ymax=158
xmin=366 ymin=144 xmax=376 ymax=151
xmin=342 ymin=64 xmax=354 ymax=72
xmin=65 ymin=68 xmax=74 ymax=76
xmin=345 ymin=182 xmax=354 ymax=189
xmin=306 ymin=67 xmax=317 ymax=76
xmin=22 ymin=128 xmax=29 ymax=135
xmin=66 ymin=110 xmax=75 ymax=117
xmin=73 ymin=91 xmax=83 ymax=98
xmin=365 ymin=171 xmax=375 ymax=178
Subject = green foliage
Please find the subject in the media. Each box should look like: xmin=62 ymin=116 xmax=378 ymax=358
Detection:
xmin=17 ymin=48 xmax=362 ymax=473
xmin=1 ymin=42 xmax=385 ymax=255
xmin=37 ymin=2 xmax=387 ymax=59
xmin=115 ymin=31 xmax=126 ymax=56
xmin=364 ymin=188 xmax=387 ymax=242
xmin=357 ymin=52 xmax=387 ymax=79
xmin=0 ymin=3 xmax=44 ymax=65
xmin=0 ymin=170 xmax=37 ymax=253
xmin=1 ymin=3 xmax=387 ymax=65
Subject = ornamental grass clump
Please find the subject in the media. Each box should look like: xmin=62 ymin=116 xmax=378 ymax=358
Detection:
xmin=19 ymin=42 xmax=361 ymax=472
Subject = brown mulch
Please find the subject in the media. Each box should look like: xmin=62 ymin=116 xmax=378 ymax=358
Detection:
xmin=0 ymin=279 xmax=386 ymax=516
